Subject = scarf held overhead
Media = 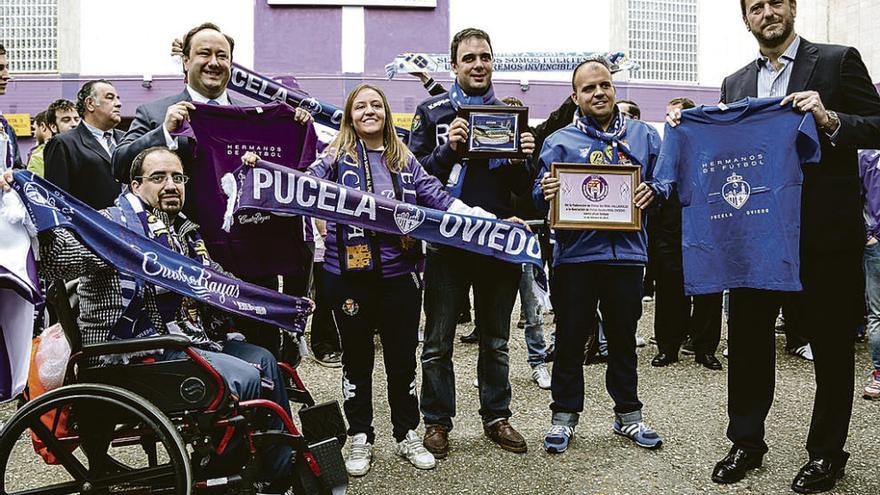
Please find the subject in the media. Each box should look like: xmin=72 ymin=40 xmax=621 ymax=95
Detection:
xmin=227 ymin=63 xmax=411 ymax=141
xmin=221 ymin=160 xmax=543 ymax=268
xmin=10 ymin=171 xmax=313 ymax=334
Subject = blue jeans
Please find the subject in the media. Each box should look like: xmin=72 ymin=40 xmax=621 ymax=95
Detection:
xmin=519 ymin=266 xmax=547 ymax=368
xmin=865 ymin=242 xmax=880 ymax=371
xmin=421 ymin=247 xmax=520 ymax=427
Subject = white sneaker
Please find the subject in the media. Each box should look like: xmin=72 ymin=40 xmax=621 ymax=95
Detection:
xmin=789 ymin=343 xmax=814 ymax=361
xmin=722 ymin=347 xmax=729 ymax=358
xmin=345 ymin=433 xmax=372 ymax=477
xmin=396 ymin=430 xmax=436 ymax=470
xmin=635 ymin=336 xmax=647 ymax=348
xmin=473 ymin=377 xmax=479 ymax=388
xmin=532 ymin=364 xmax=551 ymax=389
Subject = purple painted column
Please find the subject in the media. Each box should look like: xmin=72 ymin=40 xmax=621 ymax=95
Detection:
xmin=254 ymin=3 xmax=342 ymax=74
xmin=363 ymin=0 xmax=449 ymax=75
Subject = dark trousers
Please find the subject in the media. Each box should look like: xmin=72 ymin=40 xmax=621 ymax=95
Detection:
xmin=653 ymin=255 xmax=690 ymax=356
xmin=551 ymin=263 xmax=643 ymax=416
xmin=727 ymin=251 xmax=861 ymax=461
xmin=691 ymin=293 xmax=722 ymax=355
xmin=309 ymin=262 xmax=341 ymax=356
xmin=421 ymin=248 xmax=520 ymax=427
xmin=322 ymin=269 xmax=421 ymax=443
xmin=238 ymin=270 xmax=311 ymax=360
xmin=653 ymin=252 xmax=722 ymax=356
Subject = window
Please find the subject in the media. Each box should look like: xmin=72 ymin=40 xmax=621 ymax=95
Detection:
xmin=0 ymin=0 xmax=58 ymax=73
xmin=627 ymin=0 xmax=698 ymax=83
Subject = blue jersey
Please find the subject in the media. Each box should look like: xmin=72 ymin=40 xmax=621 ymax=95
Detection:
xmin=653 ymin=97 xmax=821 ymax=295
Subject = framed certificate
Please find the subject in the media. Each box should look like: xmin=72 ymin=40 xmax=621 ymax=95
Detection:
xmin=550 ymin=163 xmax=642 ymax=231
xmin=458 ymin=105 xmax=529 ymax=159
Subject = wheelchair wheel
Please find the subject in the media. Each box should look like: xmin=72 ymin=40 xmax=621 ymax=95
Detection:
xmin=0 ymin=384 xmax=191 ymax=495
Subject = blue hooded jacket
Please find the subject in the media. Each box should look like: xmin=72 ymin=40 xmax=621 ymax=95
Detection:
xmin=532 ymin=118 xmax=661 ymax=266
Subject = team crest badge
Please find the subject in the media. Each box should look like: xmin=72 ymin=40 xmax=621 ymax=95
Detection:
xmin=722 ymin=172 xmax=751 ymax=209
xmin=589 ymin=150 xmax=607 ymax=164
xmin=342 ymin=298 xmax=359 ymax=316
xmin=23 ymin=182 xmax=57 ymax=209
xmin=582 ymin=175 xmax=609 ymax=202
xmin=393 ymin=204 xmax=425 ymax=234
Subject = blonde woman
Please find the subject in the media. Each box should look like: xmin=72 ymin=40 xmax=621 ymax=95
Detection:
xmin=244 ymin=83 xmax=494 ymax=476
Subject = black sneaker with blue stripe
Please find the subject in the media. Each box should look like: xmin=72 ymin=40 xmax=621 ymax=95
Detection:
xmin=612 ymin=420 xmax=663 ymax=449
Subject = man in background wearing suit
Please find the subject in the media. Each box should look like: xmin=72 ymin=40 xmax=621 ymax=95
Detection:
xmin=667 ymin=1 xmax=880 ymax=492
xmin=44 ymin=80 xmax=123 ymax=210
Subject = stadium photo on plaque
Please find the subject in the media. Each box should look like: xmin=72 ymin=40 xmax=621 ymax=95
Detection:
xmin=550 ymin=163 xmax=642 ymax=231
xmin=458 ymin=105 xmax=528 ymax=158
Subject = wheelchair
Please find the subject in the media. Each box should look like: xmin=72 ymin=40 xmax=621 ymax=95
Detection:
xmin=0 ymin=281 xmax=348 ymax=495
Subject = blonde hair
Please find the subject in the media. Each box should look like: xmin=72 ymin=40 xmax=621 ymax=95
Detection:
xmin=329 ymin=83 xmax=411 ymax=173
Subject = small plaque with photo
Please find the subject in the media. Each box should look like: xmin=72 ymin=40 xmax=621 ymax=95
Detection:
xmin=458 ymin=105 xmax=529 ymax=159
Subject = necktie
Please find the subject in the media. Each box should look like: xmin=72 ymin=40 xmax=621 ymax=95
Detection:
xmin=103 ymin=131 xmax=116 ymax=156
xmin=207 ymin=99 xmax=220 ymax=106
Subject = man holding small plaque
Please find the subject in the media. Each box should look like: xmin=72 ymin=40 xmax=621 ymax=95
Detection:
xmin=410 ymin=27 xmax=536 ymax=457
xmin=534 ymin=56 xmax=662 ymax=454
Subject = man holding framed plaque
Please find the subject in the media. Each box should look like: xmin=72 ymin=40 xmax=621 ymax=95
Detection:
xmin=409 ymin=28 xmax=536 ymax=458
xmin=533 ymin=56 xmax=662 ymax=454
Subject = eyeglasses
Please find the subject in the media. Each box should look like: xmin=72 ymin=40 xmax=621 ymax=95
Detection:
xmin=135 ymin=173 xmax=190 ymax=185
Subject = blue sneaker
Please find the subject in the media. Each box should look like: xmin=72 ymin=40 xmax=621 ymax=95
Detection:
xmin=612 ymin=420 xmax=663 ymax=449
xmin=543 ymin=425 xmax=574 ymax=453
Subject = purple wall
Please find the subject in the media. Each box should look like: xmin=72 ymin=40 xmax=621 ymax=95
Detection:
xmin=363 ymin=0 xmax=449 ymax=74
xmin=254 ymin=4 xmax=342 ymax=74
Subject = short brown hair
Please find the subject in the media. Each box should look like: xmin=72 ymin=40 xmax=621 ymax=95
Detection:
xmin=502 ymin=96 xmax=524 ymax=107
xmin=34 ymin=111 xmax=47 ymax=126
xmin=0 ymin=43 xmax=6 ymax=56
xmin=46 ymin=99 xmax=76 ymax=126
xmin=182 ymin=22 xmax=235 ymax=59
xmin=450 ymin=28 xmax=492 ymax=64
xmin=668 ymin=97 xmax=696 ymax=110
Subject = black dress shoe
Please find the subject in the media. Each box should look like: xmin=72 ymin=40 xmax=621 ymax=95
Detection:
xmin=696 ymin=353 xmax=723 ymax=370
xmin=459 ymin=328 xmax=479 ymax=343
xmin=651 ymin=353 xmax=678 ymax=367
xmin=712 ymin=446 xmax=763 ymax=484
xmin=791 ymin=453 xmax=848 ymax=494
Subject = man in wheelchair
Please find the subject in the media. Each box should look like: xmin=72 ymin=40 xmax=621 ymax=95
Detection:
xmin=4 ymin=146 xmax=298 ymax=493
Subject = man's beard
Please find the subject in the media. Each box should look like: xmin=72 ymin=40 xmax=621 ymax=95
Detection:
xmin=753 ymin=16 xmax=795 ymax=48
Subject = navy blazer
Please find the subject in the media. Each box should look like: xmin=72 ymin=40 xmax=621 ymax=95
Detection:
xmin=720 ymin=38 xmax=880 ymax=254
xmin=44 ymin=123 xmax=124 ymax=210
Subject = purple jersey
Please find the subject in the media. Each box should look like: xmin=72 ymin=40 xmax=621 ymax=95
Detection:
xmin=177 ymin=102 xmax=318 ymax=278
xmin=860 ymin=150 xmax=880 ymax=240
xmin=308 ymin=149 xmax=455 ymax=277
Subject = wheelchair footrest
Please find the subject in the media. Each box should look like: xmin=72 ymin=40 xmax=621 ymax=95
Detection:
xmin=309 ymin=437 xmax=348 ymax=490
xmin=298 ymin=400 xmax=347 ymax=447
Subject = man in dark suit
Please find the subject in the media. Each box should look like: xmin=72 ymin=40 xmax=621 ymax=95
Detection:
xmin=44 ymin=80 xmax=123 ymax=210
xmin=667 ymin=1 xmax=880 ymax=492
xmin=112 ymin=23 xmax=311 ymax=357
xmin=112 ymin=22 xmax=238 ymax=183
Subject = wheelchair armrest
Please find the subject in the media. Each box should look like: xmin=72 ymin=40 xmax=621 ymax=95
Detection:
xmin=79 ymin=334 xmax=193 ymax=358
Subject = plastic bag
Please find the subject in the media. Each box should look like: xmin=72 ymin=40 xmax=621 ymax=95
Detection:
xmin=25 ymin=323 xmax=75 ymax=465
xmin=35 ymin=323 xmax=70 ymax=391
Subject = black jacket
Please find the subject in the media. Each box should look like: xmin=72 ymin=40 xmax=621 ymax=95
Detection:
xmin=721 ymin=38 xmax=880 ymax=254
xmin=44 ymin=124 xmax=124 ymax=210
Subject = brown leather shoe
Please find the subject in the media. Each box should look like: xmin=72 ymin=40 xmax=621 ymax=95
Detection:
xmin=423 ymin=425 xmax=450 ymax=459
xmin=483 ymin=419 xmax=527 ymax=453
